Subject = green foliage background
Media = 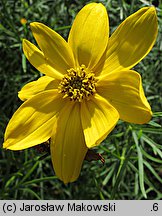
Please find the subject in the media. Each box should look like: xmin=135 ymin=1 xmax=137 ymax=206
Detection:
xmin=0 ymin=0 xmax=162 ymax=200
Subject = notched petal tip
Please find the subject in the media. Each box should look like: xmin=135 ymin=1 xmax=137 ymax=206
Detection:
xmin=89 ymin=2 xmax=106 ymax=10
xmin=148 ymin=6 xmax=156 ymax=13
xmin=30 ymin=21 xmax=41 ymax=28
xmin=84 ymin=2 xmax=104 ymax=8
xmin=22 ymin=38 xmax=30 ymax=49
xmin=29 ymin=22 xmax=47 ymax=35
xmin=3 ymin=141 xmax=20 ymax=151
xmin=29 ymin=22 xmax=42 ymax=33
xmin=3 ymin=141 xmax=8 ymax=149
xmin=145 ymin=6 xmax=157 ymax=22
xmin=30 ymin=22 xmax=50 ymax=33
xmin=22 ymin=38 xmax=27 ymax=43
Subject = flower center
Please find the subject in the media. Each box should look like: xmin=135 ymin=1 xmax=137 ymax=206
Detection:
xmin=58 ymin=64 xmax=96 ymax=102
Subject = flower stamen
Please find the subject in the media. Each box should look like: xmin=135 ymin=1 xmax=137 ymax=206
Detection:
xmin=58 ymin=65 xmax=96 ymax=102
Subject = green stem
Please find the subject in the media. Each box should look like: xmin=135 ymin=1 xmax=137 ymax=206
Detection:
xmin=110 ymin=144 xmax=133 ymax=199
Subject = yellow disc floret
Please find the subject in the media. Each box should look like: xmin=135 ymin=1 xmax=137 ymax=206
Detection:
xmin=58 ymin=65 xmax=96 ymax=102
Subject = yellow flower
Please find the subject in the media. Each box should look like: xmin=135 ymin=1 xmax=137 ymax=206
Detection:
xmin=20 ymin=18 xmax=27 ymax=25
xmin=3 ymin=3 xmax=157 ymax=183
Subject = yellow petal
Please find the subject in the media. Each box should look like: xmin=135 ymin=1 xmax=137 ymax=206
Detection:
xmin=51 ymin=102 xmax=88 ymax=184
xmin=97 ymin=7 xmax=158 ymax=76
xmin=68 ymin=3 xmax=109 ymax=69
xmin=23 ymin=39 xmax=63 ymax=79
xmin=97 ymin=70 xmax=152 ymax=124
xmin=18 ymin=76 xmax=59 ymax=101
xmin=3 ymin=90 xmax=66 ymax=150
xmin=81 ymin=94 xmax=119 ymax=148
xmin=30 ymin=22 xmax=75 ymax=74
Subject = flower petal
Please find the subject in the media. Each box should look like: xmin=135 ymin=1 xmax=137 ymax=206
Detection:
xmin=97 ymin=70 xmax=152 ymax=124
xmin=23 ymin=39 xmax=63 ymax=79
xmin=3 ymin=90 xmax=66 ymax=150
xmin=97 ymin=7 xmax=158 ymax=76
xmin=30 ymin=22 xmax=75 ymax=74
xmin=18 ymin=76 xmax=59 ymax=101
xmin=51 ymin=102 xmax=88 ymax=184
xmin=68 ymin=3 xmax=109 ymax=69
xmin=81 ymin=94 xmax=119 ymax=148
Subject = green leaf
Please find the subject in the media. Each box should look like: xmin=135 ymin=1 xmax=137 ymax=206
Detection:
xmin=132 ymin=131 xmax=147 ymax=199
xmin=134 ymin=173 xmax=139 ymax=196
xmin=19 ymin=161 xmax=39 ymax=184
xmin=110 ymin=145 xmax=133 ymax=199
xmin=141 ymin=134 xmax=162 ymax=158
xmin=153 ymin=112 xmax=162 ymax=117
xmin=103 ymin=163 xmax=116 ymax=186
xmin=128 ymin=162 xmax=161 ymax=196
xmin=141 ymin=148 xmax=162 ymax=163
xmin=22 ymin=54 xmax=27 ymax=73
xmin=143 ymin=160 xmax=162 ymax=184
xmin=19 ymin=188 xmax=41 ymax=200
xmin=22 ymin=176 xmax=58 ymax=185
xmin=5 ymin=176 xmax=16 ymax=188
xmin=139 ymin=128 xmax=162 ymax=135
xmin=148 ymin=121 xmax=162 ymax=128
